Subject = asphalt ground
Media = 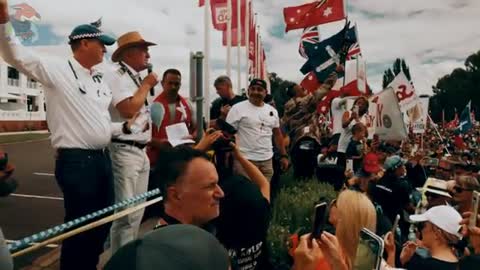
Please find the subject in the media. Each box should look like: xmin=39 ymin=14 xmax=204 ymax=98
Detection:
xmin=1 ymin=139 xmax=64 ymax=269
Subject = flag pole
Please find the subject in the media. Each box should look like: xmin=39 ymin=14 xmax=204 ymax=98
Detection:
xmin=226 ymin=0 xmax=232 ymax=78
xmin=256 ymin=25 xmax=260 ymax=78
xmin=204 ymin=0 xmax=211 ymax=122
xmin=342 ymin=17 xmax=349 ymax=88
xmin=245 ymin=0 xmax=250 ymax=91
xmin=236 ymin=0 xmax=242 ymax=95
xmin=427 ymin=114 xmax=451 ymax=155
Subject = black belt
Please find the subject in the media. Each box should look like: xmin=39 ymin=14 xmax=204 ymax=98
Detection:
xmin=111 ymin=138 xmax=147 ymax=149
xmin=57 ymin=148 xmax=109 ymax=157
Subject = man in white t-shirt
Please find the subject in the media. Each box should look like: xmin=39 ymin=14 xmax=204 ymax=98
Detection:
xmin=227 ymin=79 xmax=289 ymax=181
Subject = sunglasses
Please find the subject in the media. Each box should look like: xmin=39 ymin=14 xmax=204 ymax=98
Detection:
xmin=453 ymin=186 xmax=474 ymax=193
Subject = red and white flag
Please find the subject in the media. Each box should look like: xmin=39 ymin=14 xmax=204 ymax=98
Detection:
xmin=283 ymin=0 xmax=346 ymax=32
xmin=211 ymin=0 xmax=246 ymax=31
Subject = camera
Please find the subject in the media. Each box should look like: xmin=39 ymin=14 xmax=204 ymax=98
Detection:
xmin=212 ymin=119 xmax=237 ymax=152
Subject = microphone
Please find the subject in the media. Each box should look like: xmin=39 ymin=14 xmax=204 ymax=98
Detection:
xmin=146 ymin=63 xmax=155 ymax=96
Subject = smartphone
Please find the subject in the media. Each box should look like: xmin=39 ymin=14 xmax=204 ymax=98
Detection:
xmin=311 ymin=202 xmax=328 ymax=239
xmin=356 ymin=228 xmax=384 ymax=270
xmin=391 ymin=214 xmax=400 ymax=235
xmin=346 ymin=159 xmax=354 ymax=172
xmin=470 ymin=191 xmax=480 ymax=229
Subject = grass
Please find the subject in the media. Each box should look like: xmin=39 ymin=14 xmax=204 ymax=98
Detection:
xmin=0 ymin=133 xmax=50 ymax=144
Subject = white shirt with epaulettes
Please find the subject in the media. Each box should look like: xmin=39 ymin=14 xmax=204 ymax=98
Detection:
xmin=0 ymin=23 xmax=123 ymax=149
xmin=104 ymin=62 xmax=152 ymax=144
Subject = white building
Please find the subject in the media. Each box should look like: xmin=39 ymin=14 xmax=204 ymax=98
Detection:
xmin=0 ymin=60 xmax=47 ymax=132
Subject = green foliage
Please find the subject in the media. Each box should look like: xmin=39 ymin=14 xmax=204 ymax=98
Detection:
xmin=430 ymin=50 xmax=480 ymax=122
xmin=267 ymin=174 xmax=337 ymax=270
xmin=382 ymin=58 xmax=411 ymax=88
xmin=269 ymin=72 xmax=296 ymax=117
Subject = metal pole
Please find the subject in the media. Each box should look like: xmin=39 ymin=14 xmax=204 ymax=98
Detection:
xmin=189 ymin=52 xmax=197 ymax=103
xmin=226 ymin=0 xmax=232 ymax=78
xmin=194 ymin=52 xmax=205 ymax=142
xmin=245 ymin=0 xmax=250 ymax=91
xmin=236 ymin=0 xmax=242 ymax=95
xmin=204 ymin=0 xmax=211 ymax=121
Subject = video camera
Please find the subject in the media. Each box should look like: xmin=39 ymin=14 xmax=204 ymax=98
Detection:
xmin=211 ymin=119 xmax=237 ymax=152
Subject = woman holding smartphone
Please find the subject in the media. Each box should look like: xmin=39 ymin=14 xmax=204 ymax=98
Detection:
xmin=293 ymin=190 xmax=377 ymax=270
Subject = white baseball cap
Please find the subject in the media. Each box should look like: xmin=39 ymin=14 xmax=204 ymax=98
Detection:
xmin=409 ymin=205 xmax=463 ymax=239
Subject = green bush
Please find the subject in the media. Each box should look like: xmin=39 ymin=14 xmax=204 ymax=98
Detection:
xmin=267 ymin=175 xmax=337 ymax=270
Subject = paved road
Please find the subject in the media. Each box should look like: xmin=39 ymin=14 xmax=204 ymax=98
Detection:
xmin=0 ymin=139 xmax=64 ymax=269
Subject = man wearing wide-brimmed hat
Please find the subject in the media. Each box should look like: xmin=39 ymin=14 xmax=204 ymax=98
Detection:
xmin=0 ymin=0 xmax=141 ymax=268
xmin=105 ymin=31 xmax=158 ymax=253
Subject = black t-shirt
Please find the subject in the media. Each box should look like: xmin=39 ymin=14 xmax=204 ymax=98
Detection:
xmin=405 ymin=253 xmax=458 ymax=270
xmin=346 ymin=139 xmax=363 ymax=172
xmin=216 ymin=175 xmax=271 ymax=270
xmin=210 ymin=95 xmax=247 ymax=120
xmin=406 ymin=163 xmax=427 ymax=188
xmin=371 ymin=173 xmax=411 ymax=223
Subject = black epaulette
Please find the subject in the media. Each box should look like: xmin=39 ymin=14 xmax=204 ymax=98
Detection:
xmin=116 ymin=65 xmax=127 ymax=76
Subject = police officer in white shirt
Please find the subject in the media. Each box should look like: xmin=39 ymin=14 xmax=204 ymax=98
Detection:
xmin=105 ymin=31 xmax=158 ymax=253
xmin=227 ymin=79 xmax=289 ymax=181
xmin=0 ymin=2 xmax=136 ymax=268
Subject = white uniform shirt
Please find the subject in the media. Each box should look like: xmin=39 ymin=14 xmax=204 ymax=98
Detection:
xmin=0 ymin=23 xmax=121 ymax=149
xmin=104 ymin=62 xmax=151 ymax=143
xmin=226 ymin=100 xmax=279 ymax=161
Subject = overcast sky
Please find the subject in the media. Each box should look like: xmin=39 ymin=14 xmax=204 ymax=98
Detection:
xmin=6 ymin=0 xmax=480 ymax=98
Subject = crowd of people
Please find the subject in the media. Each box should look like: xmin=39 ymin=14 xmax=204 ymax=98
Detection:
xmin=0 ymin=0 xmax=480 ymax=269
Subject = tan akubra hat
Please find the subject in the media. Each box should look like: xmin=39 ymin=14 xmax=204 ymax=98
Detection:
xmin=111 ymin=31 xmax=156 ymax=62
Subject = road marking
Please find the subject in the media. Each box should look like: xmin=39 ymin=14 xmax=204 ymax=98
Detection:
xmin=34 ymin=172 xmax=55 ymax=177
xmin=5 ymin=240 xmax=59 ymax=248
xmin=11 ymin=193 xmax=63 ymax=201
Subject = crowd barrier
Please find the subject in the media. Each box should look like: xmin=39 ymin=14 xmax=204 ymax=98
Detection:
xmin=8 ymin=188 xmax=162 ymax=257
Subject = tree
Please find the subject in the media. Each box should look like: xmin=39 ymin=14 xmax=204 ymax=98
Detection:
xmin=430 ymin=50 xmax=480 ymax=123
xmin=268 ymin=73 xmax=296 ymax=117
xmin=382 ymin=58 xmax=412 ymax=88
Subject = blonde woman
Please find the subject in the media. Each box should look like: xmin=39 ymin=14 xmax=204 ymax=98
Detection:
xmin=293 ymin=190 xmax=377 ymax=270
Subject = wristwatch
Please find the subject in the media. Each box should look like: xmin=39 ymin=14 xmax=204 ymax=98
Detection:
xmin=280 ymin=154 xmax=289 ymax=159
xmin=122 ymin=121 xmax=132 ymax=135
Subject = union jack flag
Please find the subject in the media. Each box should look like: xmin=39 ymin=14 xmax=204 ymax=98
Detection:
xmin=299 ymin=26 xmax=320 ymax=59
xmin=346 ymin=42 xmax=361 ymax=60
xmin=345 ymin=24 xmax=361 ymax=60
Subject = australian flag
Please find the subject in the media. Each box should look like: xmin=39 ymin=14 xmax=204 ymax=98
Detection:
xmin=299 ymin=26 xmax=320 ymax=59
xmin=457 ymin=101 xmax=473 ymax=133
xmin=300 ymin=22 xmax=357 ymax=82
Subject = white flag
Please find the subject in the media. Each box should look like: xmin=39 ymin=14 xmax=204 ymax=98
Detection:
xmin=368 ymin=88 xmax=408 ymax=140
xmin=387 ymin=71 xmax=418 ymax=112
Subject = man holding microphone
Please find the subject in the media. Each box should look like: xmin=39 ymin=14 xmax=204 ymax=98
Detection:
xmin=104 ymin=31 xmax=158 ymax=253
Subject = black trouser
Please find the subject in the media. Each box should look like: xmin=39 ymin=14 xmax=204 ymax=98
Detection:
xmin=55 ymin=148 xmax=114 ymax=270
